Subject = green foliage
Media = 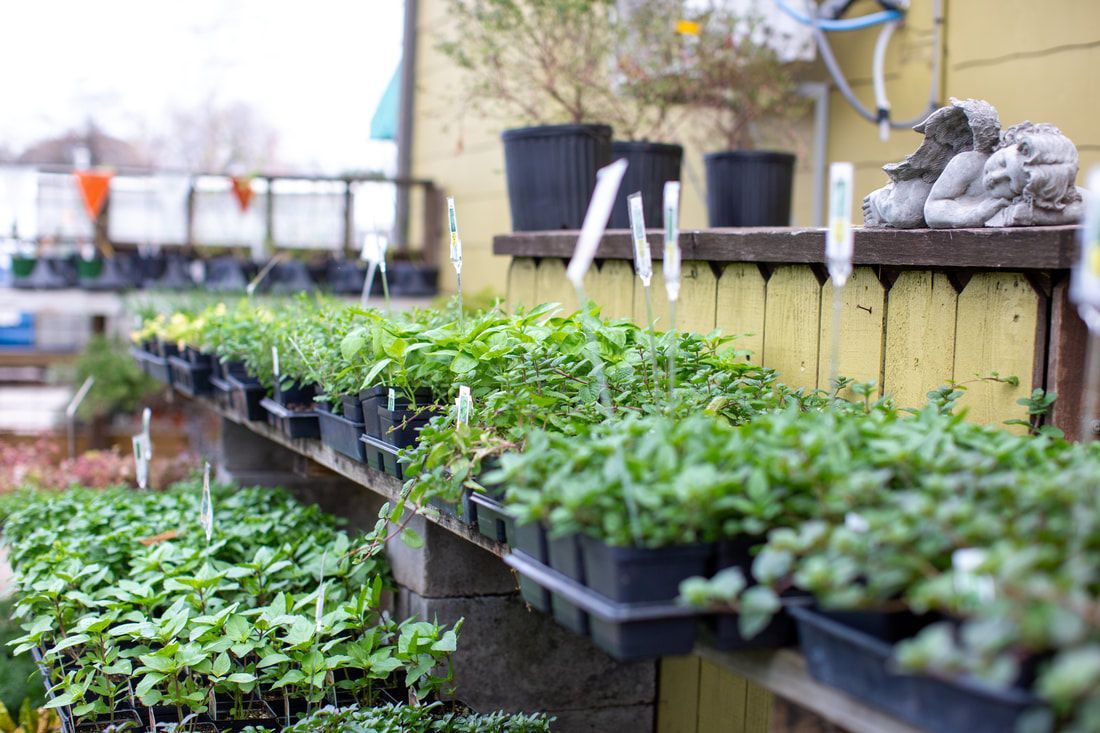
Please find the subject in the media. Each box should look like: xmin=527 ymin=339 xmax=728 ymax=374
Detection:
xmin=72 ymin=337 xmax=158 ymax=419
xmin=281 ymin=702 xmax=554 ymax=733
xmin=0 ymin=599 xmax=43 ymax=716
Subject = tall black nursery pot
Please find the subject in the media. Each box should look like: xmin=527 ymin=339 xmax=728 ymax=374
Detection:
xmin=608 ymin=141 xmax=683 ymax=229
xmin=704 ymin=150 xmax=795 ymax=227
xmin=501 ymin=124 xmax=612 ymax=231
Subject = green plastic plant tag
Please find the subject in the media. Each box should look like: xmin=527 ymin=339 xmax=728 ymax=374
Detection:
xmin=131 ymin=435 xmax=148 ymax=490
xmin=447 ymin=196 xmax=463 ymax=274
xmin=826 ymin=162 xmax=854 ymax=287
xmin=628 ymin=192 xmax=652 ymax=286
xmin=662 ymin=181 xmax=681 ymax=302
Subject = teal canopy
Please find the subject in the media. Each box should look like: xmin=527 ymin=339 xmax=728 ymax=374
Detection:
xmin=370 ymin=62 xmax=401 ymax=141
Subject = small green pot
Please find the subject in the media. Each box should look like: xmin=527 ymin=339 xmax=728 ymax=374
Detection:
xmin=76 ymin=258 xmax=104 ymax=279
xmin=11 ymin=257 xmax=36 ymax=278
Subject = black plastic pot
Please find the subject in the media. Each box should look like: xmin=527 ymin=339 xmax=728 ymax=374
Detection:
xmin=579 ymin=536 xmax=712 ymax=604
xmin=145 ymin=354 xmax=173 ymax=385
xmin=388 ymin=261 xmax=439 ymax=297
xmin=378 ymin=405 xmax=436 ymax=449
xmin=501 ymin=124 xmax=612 ymax=231
xmin=205 ymin=256 xmax=249 ymax=292
xmin=169 ymin=355 xmax=212 ymax=397
xmin=469 ymin=492 xmax=515 ymax=545
xmin=361 ymin=434 xmax=403 ymax=479
xmin=269 ymin=260 xmax=316 ymax=294
xmin=704 ymin=150 xmax=796 ymax=227
xmin=608 ymin=141 xmax=683 ymax=229
xmin=327 ymin=259 xmax=366 ymax=295
xmin=79 ymin=256 xmax=132 ymax=291
xmin=791 ymin=606 xmax=1044 ymax=733
xmin=511 ymin=522 xmax=552 ymax=612
xmin=340 ymin=394 xmax=364 ymax=422
xmin=317 ymin=404 xmax=367 ymax=461
xmin=261 ymin=397 xmax=320 ymax=440
xmin=151 ymin=255 xmax=194 ymax=290
xmin=427 ymin=492 xmax=476 ymax=526
xmin=72 ymin=710 xmax=144 ymax=733
xmin=227 ymin=375 xmax=267 ymax=421
xmin=209 ymin=698 xmax=278 ymax=732
xmin=546 ymin=533 xmax=589 ymax=636
xmin=273 ymin=379 xmax=316 ymax=410
xmin=12 ymin=256 xmax=73 ymax=289
xmin=220 ymin=359 xmax=250 ymax=381
xmin=209 ymin=375 xmax=233 ymax=411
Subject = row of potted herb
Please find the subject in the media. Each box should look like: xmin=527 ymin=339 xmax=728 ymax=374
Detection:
xmin=2 ymin=481 xmax=462 ymax=732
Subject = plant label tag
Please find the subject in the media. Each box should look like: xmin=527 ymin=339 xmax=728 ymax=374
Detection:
xmin=627 ymin=192 xmax=653 ymax=287
xmin=826 ymin=162 xmax=855 ymax=287
xmin=1071 ymin=167 xmax=1100 ymax=322
xmin=200 ymin=462 xmax=214 ymax=544
xmin=387 ymin=388 xmax=396 ymax=412
xmin=567 ymin=159 xmax=629 ymax=289
xmin=952 ymin=548 xmax=994 ymax=604
xmin=141 ymin=407 xmax=153 ymax=460
xmin=272 ymin=346 xmax=280 ymax=380
xmin=456 ymin=385 xmax=472 ymax=426
xmin=662 ymin=181 xmax=682 ymax=302
xmin=132 ymin=435 xmax=148 ymax=490
xmin=447 ymin=197 xmax=463 ymax=275
xmin=314 ymin=549 xmax=327 ymax=634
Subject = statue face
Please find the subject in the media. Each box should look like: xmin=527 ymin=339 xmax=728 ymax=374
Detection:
xmin=982 ymin=145 xmax=1027 ymax=200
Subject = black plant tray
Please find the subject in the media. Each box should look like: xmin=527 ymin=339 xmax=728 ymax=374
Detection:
xmin=261 ymin=397 xmax=321 ymax=440
xmin=144 ymin=353 xmax=173 ymax=385
xmin=129 ymin=346 xmax=153 ymax=376
xmin=226 ymin=375 xmax=267 ymax=421
xmin=505 ymin=550 xmax=699 ymax=661
xmin=361 ymin=434 xmax=403 ymax=479
xmin=426 ymin=491 xmax=475 ymax=527
xmin=510 ymin=521 xmax=551 ymax=613
xmin=168 ymin=355 xmax=212 ymax=397
xmin=790 ymin=606 xmax=1045 ymax=733
xmin=209 ymin=375 xmax=232 ymax=412
xmin=317 ymin=406 xmax=367 ymax=461
xmin=579 ymin=535 xmax=712 ymax=604
xmin=469 ymin=492 xmax=516 ymax=545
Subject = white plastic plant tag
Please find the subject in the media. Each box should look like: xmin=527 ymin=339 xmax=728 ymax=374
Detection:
xmin=272 ymin=346 xmax=280 ymax=380
xmin=387 ymin=388 xmax=396 ymax=412
xmin=662 ymin=181 xmax=682 ymax=302
xmin=314 ymin=549 xmax=327 ymax=634
xmin=1071 ymin=167 xmax=1100 ymax=322
xmin=566 ymin=159 xmax=629 ymax=289
xmin=456 ymin=385 xmax=472 ymax=426
xmin=141 ymin=407 xmax=152 ymax=461
xmin=80 ymin=243 xmax=96 ymax=261
xmin=132 ymin=435 xmax=148 ymax=490
xmin=952 ymin=548 xmax=994 ymax=604
xmin=627 ymin=192 xmax=652 ymax=286
xmin=826 ymin=162 xmax=855 ymax=287
xmin=200 ymin=462 xmax=214 ymax=544
xmin=447 ymin=197 xmax=463 ymax=274
xmin=844 ymin=512 xmax=869 ymax=533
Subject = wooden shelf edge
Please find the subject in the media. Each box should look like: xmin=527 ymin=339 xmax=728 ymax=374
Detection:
xmin=199 ymin=396 xmax=507 ymax=558
xmin=694 ymin=646 xmax=932 ymax=733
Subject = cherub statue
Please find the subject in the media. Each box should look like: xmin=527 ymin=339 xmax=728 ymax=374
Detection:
xmin=862 ymin=98 xmax=1000 ymax=228
xmin=925 ymin=121 xmax=1084 ymax=228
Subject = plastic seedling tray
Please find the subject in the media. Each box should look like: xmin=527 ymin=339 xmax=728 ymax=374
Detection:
xmin=226 ymin=375 xmax=267 ymax=421
xmin=507 ymin=520 xmax=551 ymax=612
xmin=359 ymin=434 xmax=387 ymax=473
xmin=317 ymin=405 xmax=367 ymax=461
xmin=168 ymin=355 xmax=212 ymax=397
xmin=469 ymin=492 xmax=516 ymax=544
xmin=341 ymin=393 xmax=365 ymax=423
xmin=209 ymin=375 xmax=232 ymax=411
xmin=546 ymin=534 xmax=590 ymax=637
xmin=505 ymin=551 xmax=699 ymax=661
xmin=361 ymin=434 xmax=404 ymax=479
xmin=209 ymin=698 xmax=279 ymax=732
xmin=378 ymin=406 xmax=434 ymax=448
xmin=261 ymin=397 xmax=320 ymax=440
xmin=790 ymin=606 xmax=1045 ymax=733
xmin=273 ymin=380 xmax=316 ymax=409
xmin=144 ymin=353 xmax=173 ymax=385
xmin=426 ymin=491 xmax=476 ymax=527
xmin=579 ymin=535 xmax=712 ymax=604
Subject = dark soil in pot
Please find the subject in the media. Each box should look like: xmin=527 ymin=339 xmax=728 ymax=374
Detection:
xmin=608 ymin=140 xmax=683 ymax=229
xmin=501 ymin=124 xmax=612 ymax=231
xmin=704 ymin=150 xmax=795 ymax=227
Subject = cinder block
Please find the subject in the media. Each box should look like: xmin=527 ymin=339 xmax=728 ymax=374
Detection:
xmin=545 ymin=705 xmax=655 ymax=733
xmin=397 ymin=589 xmax=657 ymax=716
xmin=219 ymin=419 xmax=294 ymax=473
xmin=386 ymin=515 xmax=517 ymax=597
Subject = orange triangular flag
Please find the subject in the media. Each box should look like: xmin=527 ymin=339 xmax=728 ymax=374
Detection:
xmin=230 ymin=176 xmax=255 ymax=212
xmin=74 ymin=171 xmax=112 ymax=221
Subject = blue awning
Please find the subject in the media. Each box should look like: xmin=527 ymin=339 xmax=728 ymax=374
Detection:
xmin=370 ymin=62 xmax=401 ymax=141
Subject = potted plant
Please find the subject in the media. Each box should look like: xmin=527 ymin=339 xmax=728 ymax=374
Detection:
xmin=679 ymin=2 xmax=807 ymax=226
xmin=438 ymin=0 xmax=619 ymax=231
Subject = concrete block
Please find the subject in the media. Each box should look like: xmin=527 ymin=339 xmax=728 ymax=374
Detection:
xmin=544 ymin=705 xmax=655 ymax=733
xmin=386 ymin=515 xmax=516 ymax=597
xmin=219 ymin=419 xmax=294 ymax=473
xmin=397 ymin=589 xmax=657 ymax=715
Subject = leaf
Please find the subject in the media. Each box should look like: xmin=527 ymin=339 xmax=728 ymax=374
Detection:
xmin=450 ymin=353 xmax=479 ymax=374
xmin=400 ymin=528 xmax=424 ymax=549
xmin=226 ymin=673 xmax=257 ymax=685
xmin=738 ymin=586 xmax=781 ymax=639
xmin=212 ymin=652 xmax=231 ymax=678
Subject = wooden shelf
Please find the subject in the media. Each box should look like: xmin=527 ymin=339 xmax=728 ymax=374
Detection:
xmin=195 ymin=396 xmax=933 ymax=733
xmin=493 ymin=225 xmax=1081 ymax=270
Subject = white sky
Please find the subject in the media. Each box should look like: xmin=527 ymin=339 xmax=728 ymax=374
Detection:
xmin=0 ymin=1 xmax=405 ymax=174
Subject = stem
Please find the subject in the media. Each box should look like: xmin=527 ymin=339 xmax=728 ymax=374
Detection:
xmin=643 ymin=285 xmax=660 ymax=392
xmin=667 ymin=299 xmax=678 ymax=402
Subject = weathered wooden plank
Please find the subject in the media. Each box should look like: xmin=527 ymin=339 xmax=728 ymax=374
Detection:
xmin=534 ymin=258 xmax=577 ymax=314
xmin=817 ymin=267 xmax=887 ymax=398
xmin=744 ymin=683 xmax=773 ymax=733
xmin=883 ymin=271 xmax=958 ymax=409
xmin=589 ymin=259 xmax=636 ymax=321
xmin=505 ymin=257 xmax=538 ymax=312
xmin=635 ymin=269 xmax=672 ymax=332
xmin=658 ymin=657 xmax=702 ymax=733
xmin=493 ymin=226 xmax=1081 ymax=270
xmin=953 ymin=273 xmax=1038 ymax=431
xmin=698 ymin=660 xmax=747 ymax=733
xmin=678 ymin=261 xmax=719 ymax=335
xmin=1046 ymin=276 xmax=1090 ymax=440
xmin=769 ymin=699 xmax=844 ymax=733
xmin=715 ymin=264 xmax=767 ymax=363
xmin=763 ymin=266 xmax=822 ymax=391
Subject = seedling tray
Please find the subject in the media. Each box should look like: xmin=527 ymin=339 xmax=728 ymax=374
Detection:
xmin=209 ymin=375 xmax=232 ymax=412
xmin=317 ymin=406 xmax=367 ymax=461
xmin=546 ymin=533 xmax=589 ymax=636
xmin=505 ymin=551 xmax=699 ymax=661
xmin=427 ymin=491 xmax=476 ymax=527
xmin=790 ymin=606 xmax=1044 ymax=733
xmin=361 ymin=433 xmax=404 ymax=479
xmin=226 ymin=375 xmax=267 ymax=421
xmin=261 ymin=397 xmax=321 ymax=440
xmin=168 ymin=355 xmax=212 ymax=397
xmin=509 ymin=520 xmax=551 ymax=612
xmin=469 ymin=492 xmax=517 ymax=545
xmin=579 ymin=535 xmax=712 ymax=604
xmin=144 ymin=353 xmax=173 ymax=385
